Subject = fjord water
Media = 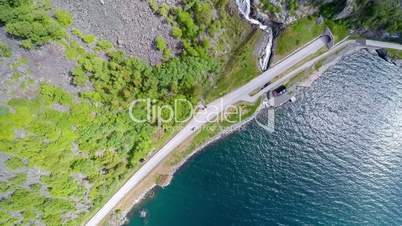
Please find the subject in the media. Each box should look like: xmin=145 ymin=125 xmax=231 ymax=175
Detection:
xmin=127 ymin=50 xmax=402 ymax=226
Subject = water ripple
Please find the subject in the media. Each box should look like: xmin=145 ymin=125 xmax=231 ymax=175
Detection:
xmin=128 ymin=50 xmax=402 ymax=226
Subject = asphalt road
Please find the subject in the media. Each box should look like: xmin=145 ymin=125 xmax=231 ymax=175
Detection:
xmin=365 ymin=40 xmax=402 ymax=51
xmin=85 ymin=35 xmax=330 ymax=226
xmin=87 ymin=37 xmax=402 ymax=226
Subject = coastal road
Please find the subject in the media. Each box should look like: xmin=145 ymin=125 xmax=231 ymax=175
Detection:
xmin=85 ymin=35 xmax=330 ymax=226
xmin=365 ymin=40 xmax=402 ymax=51
xmin=86 ymin=36 xmax=402 ymax=225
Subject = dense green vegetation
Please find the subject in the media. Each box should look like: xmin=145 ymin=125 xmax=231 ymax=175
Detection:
xmin=259 ymin=0 xmax=299 ymax=13
xmin=0 ymin=0 xmax=256 ymax=224
xmin=348 ymin=0 xmax=402 ymax=32
xmin=146 ymin=0 xmax=257 ymax=100
xmin=155 ymin=35 xmax=172 ymax=59
xmin=260 ymin=0 xmax=281 ymax=13
xmin=0 ymin=56 xmax=218 ymax=223
xmin=318 ymin=0 xmax=402 ymax=33
xmin=0 ymin=0 xmax=66 ymax=49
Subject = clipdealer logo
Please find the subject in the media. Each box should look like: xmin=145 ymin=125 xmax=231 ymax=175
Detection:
xmin=128 ymin=98 xmax=275 ymax=132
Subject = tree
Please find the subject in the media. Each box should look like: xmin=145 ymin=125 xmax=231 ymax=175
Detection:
xmin=96 ymin=39 xmax=113 ymax=51
xmin=171 ymin=26 xmax=183 ymax=38
xmin=82 ymin=34 xmax=96 ymax=44
xmin=176 ymin=10 xmax=198 ymax=38
xmin=21 ymin=39 xmax=33 ymax=49
xmin=54 ymin=9 xmax=73 ymax=26
xmin=194 ymin=2 xmax=213 ymax=26
xmin=0 ymin=41 xmax=12 ymax=57
xmin=0 ymin=1 xmax=65 ymax=47
xmin=158 ymin=3 xmax=170 ymax=17
xmin=148 ymin=0 xmax=158 ymax=12
xmin=155 ymin=36 xmax=167 ymax=51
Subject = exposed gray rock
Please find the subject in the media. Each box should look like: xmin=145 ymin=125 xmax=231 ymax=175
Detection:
xmin=395 ymin=59 xmax=402 ymax=67
xmin=24 ymin=168 xmax=49 ymax=188
xmin=31 ymin=219 xmax=46 ymax=226
xmin=62 ymin=211 xmax=79 ymax=224
xmin=0 ymin=191 xmax=13 ymax=201
xmin=316 ymin=15 xmax=324 ymax=24
xmin=71 ymin=142 xmax=80 ymax=155
xmin=0 ymin=28 xmax=80 ymax=104
xmin=53 ymin=0 xmax=180 ymax=65
xmin=14 ymin=129 xmax=27 ymax=139
xmin=335 ymin=0 xmax=356 ymax=20
xmin=9 ymin=211 xmax=22 ymax=219
xmin=0 ymin=153 xmax=14 ymax=181
xmin=52 ymin=103 xmax=70 ymax=113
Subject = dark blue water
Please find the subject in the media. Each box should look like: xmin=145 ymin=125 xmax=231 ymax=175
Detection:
xmin=127 ymin=50 xmax=402 ymax=226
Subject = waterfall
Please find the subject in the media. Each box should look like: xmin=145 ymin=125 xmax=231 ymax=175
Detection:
xmin=236 ymin=0 xmax=273 ymax=71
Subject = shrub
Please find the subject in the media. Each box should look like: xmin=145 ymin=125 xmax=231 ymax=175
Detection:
xmin=176 ymin=10 xmax=198 ymax=38
xmin=163 ymin=48 xmax=172 ymax=59
xmin=71 ymin=67 xmax=88 ymax=86
xmin=0 ymin=2 xmax=66 ymax=47
xmin=171 ymin=26 xmax=183 ymax=38
xmin=54 ymin=9 xmax=73 ymax=26
xmin=159 ymin=3 xmax=170 ymax=17
xmin=71 ymin=28 xmax=96 ymax=44
xmin=287 ymin=0 xmax=298 ymax=11
xmin=65 ymin=40 xmax=87 ymax=60
xmin=39 ymin=83 xmax=73 ymax=105
xmin=193 ymin=2 xmax=213 ymax=26
xmin=21 ymin=40 xmax=33 ymax=50
xmin=148 ymin=0 xmax=158 ymax=12
xmin=260 ymin=0 xmax=281 ymax=13
xmin=96 ymin=39 xmax=113 ymax=51
xmin=155 ymin=36 xmax=167 ymax=51
xmin=0 ymin=41 xmax=12 ymax=57
xmin=71 ymin=27 xmax=83 ymax=37
xmin=208 ymin=21 xmax=220 ymax=36
xmin=82 ymin=34 xmax=96 ymax=44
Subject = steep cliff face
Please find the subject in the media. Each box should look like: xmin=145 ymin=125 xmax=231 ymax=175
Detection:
xmin=257 ymin=0 xmax=401 ymax=42
xmin=335 ymin=0 xmax=356 ymax=19
xmin=236 ymin=0 xmax=273 ymax=70
xmin=257 ymin=0 xmax=317 ymax=25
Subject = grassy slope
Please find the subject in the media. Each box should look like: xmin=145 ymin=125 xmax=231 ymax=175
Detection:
xmin=273 ymin=16 xmax=348 ymax=63
xmin=388 ymin=49 xmax=402 ymax=59
xmin=206 ymin=30 xmax=263 ymax=102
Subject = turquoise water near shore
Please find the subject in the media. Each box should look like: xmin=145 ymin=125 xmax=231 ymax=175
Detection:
xmin=127 ymin=50 xmax=402 ymax=225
